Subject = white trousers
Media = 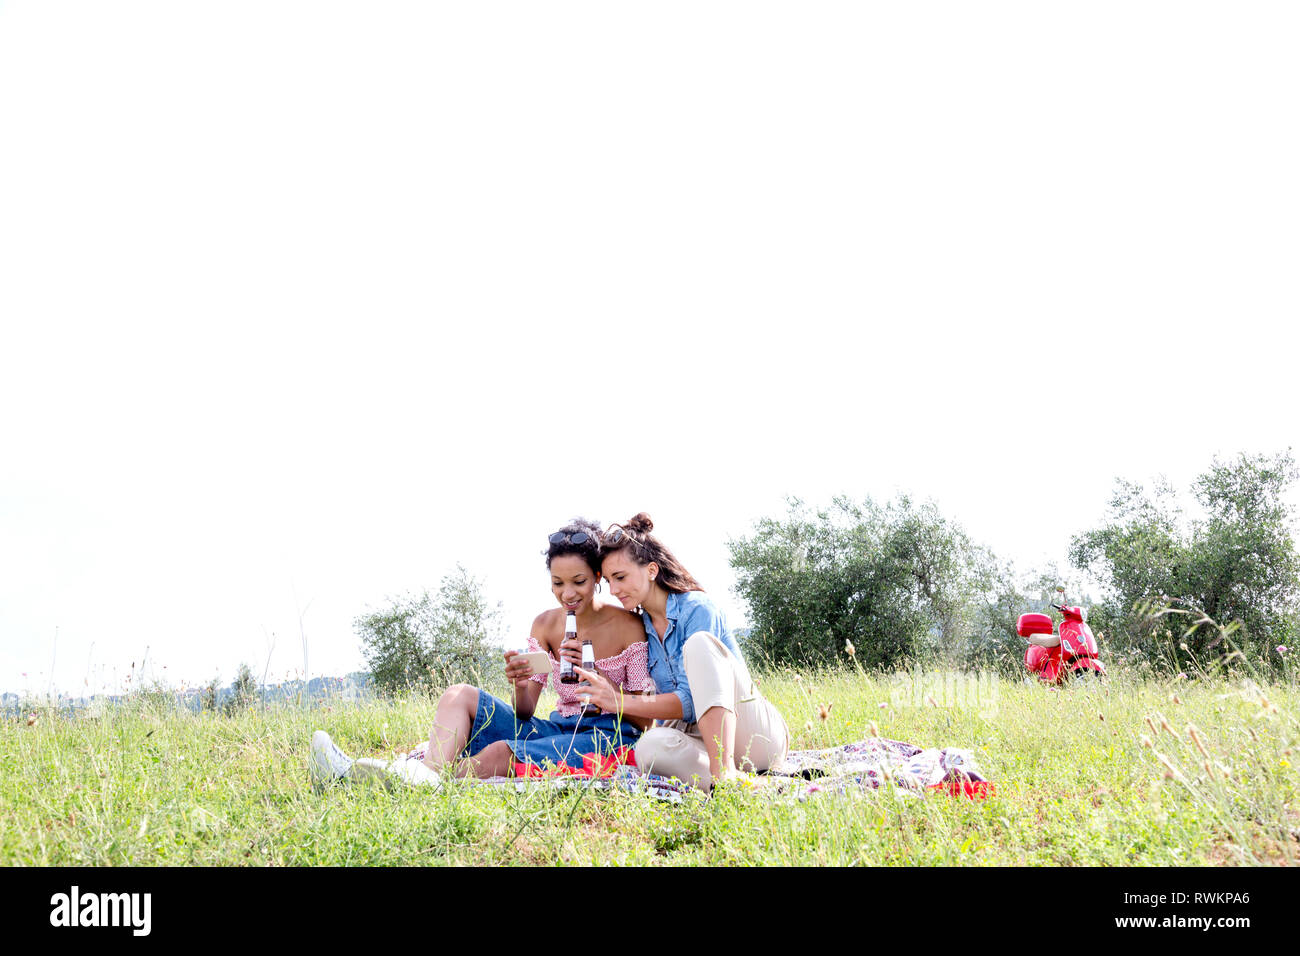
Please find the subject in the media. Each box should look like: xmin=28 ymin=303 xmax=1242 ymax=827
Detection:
xmin=634 ymin=631 xmax=789 ymax=789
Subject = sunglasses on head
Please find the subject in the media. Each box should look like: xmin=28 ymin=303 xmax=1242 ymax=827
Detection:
xmin=549 ymin=530 xmax=590 ymax=546
xmin=602 ymin=525 xmax=641 ymax=545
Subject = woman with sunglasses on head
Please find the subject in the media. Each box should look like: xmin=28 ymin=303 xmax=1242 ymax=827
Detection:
xmin=310 ymin=518 xmax=654 ymax=789
xmin=575 ymin=513 xmax=790 ymax=792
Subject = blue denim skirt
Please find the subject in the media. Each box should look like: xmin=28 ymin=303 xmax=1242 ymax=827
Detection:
xmin=467 ymin=690 xmax=642 ymax=770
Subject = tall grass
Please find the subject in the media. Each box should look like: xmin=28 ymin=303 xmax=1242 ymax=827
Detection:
xmin=3 ymin=661 xmax=1295 ymax=866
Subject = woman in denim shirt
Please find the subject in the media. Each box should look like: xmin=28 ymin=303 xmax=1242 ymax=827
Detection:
xmin=575 ymin=513 xmax=790 ymax=791
xmin=310 ymin=518 xmax=652 ymax=789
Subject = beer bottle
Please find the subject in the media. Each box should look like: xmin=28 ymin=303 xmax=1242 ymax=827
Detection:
xmin=580 ymin=637 xmax=599 ymax=716
xmin=559 ymin=612 xmax=579 ymax=685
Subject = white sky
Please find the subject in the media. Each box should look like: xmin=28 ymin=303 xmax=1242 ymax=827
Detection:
xmin=2 ymin=1 xmax=1297 ymax=697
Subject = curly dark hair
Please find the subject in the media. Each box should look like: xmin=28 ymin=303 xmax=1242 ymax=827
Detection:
xmin=544 ymin=517 xmax=604 ymax=576
xmin=598 ymin=512 xmax=703 ymax=593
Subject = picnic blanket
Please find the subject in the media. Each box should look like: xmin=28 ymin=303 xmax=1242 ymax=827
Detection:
xmin=765 ymin=737 xmax=995 ymax=800
xmin=404 ymin=737 xmax=993 ymax=803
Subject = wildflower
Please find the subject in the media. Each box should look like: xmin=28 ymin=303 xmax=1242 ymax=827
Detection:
xmin=817 ymin=703 xmax=832 ymax=721
xmin=1139 ymin=734 xmax=1153 ymax=749
xmin=1281 ymin=759 xmax=1291 ymax=769
xmin=1176 ymin=672 xmax=1187 ymax=680
xmin=868 ymin=721 xmax=880 ymax=737
xmin=1154 ymin=751 xmax=1178 ymax=779
xmin=793 ymin=675 xmax=803 ymax=684
xmin=1278 ymin=645 xmax=1289 ymax=655
xmin=844 ymin=640 xmax=856 ymax=657
xmin=878 ymin=702 xmax=887 ymax=710
xmin=1172 ymin=695 xmax=1183 ymax=706
xmin=26 ymin=713 xmax=37 ymax=727
xmin=1179 ymin=642 xmax=1189 ymax=652
xmin=804 ymin=720 xmax=814 ymax=731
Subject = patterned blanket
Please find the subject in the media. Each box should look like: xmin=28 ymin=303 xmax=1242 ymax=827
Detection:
xmin=406 ymin=737 xmax=993 ymax=803
xmin=765 ymin=737 xmax=994 ymax=800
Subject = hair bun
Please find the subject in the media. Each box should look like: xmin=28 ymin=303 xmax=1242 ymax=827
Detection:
xmin=626 ymin=512 xmax=654 ymax=533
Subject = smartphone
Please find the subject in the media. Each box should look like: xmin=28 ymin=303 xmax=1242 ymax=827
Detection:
xmin=510 ymin=651 xmax=552 ymax=677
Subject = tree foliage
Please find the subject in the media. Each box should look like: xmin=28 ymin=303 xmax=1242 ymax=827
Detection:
xmin=223 ymin=662 xmax=258 ymax=716
xmin=729 ymin=495 xmax=1018 ymax=669
xmin=1069 ymin=451 xmax=1300 ymax=664
xmin=355 ymin=565 xmax=504 ymax=695
xmin=201 ymin=678 xmax=218 ymax=713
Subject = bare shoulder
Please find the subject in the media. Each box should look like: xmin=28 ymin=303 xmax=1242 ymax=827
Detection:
xmin=532 ymin=608 xmax=564 ymax=650
xmin=596 ymin=602 xmax=647 ymax=649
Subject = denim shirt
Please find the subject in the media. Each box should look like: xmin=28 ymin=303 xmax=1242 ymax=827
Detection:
xmin=641 ymin=590 xmax=744 ymax=725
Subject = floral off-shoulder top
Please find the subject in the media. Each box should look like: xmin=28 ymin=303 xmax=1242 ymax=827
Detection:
xmin=526 ymin=635 xmax=655 ymax=718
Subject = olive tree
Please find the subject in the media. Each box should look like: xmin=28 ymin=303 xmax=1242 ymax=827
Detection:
xmin=1069 ymin=450 xmax=1299 ymax=667
xmin=728 ymin=495 xmax=1017 ymax=669
xmin=356 ymin=565 xmax=505 ymax=695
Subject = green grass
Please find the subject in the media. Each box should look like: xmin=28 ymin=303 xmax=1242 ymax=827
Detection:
xmin=3 ymin=668 xmax=1296 ymax=866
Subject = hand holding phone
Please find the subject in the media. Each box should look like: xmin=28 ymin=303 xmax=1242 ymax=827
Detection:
xmin=507 ymin=651 xmax=552 ymax=679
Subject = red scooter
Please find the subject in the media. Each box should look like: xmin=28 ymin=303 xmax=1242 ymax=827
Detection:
xmin=1017 ymin=593 xmax=1106 ymax=684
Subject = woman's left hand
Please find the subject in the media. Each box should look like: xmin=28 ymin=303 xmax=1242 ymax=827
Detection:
xmin=574 ymin=667 xmax=620 ymax=713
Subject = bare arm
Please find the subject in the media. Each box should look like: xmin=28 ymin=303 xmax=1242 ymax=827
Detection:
xmin=618 ymin=688 xmax=684 ymax=722
xmin=574 ymin=667 xmax=684 ymax=722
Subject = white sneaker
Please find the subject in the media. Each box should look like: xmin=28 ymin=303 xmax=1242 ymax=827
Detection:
xmin=388 ymin=755 xmax=442 ymax=789
xmin=310 ymin=730 xmax=354 ymax=790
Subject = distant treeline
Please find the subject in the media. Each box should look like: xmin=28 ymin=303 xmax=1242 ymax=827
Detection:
xmin=3 ymin=672 xmax=376 ymax=717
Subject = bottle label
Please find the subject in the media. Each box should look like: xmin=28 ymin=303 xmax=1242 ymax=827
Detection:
xmin=560 ymin=614 xmax=577 ymax=678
